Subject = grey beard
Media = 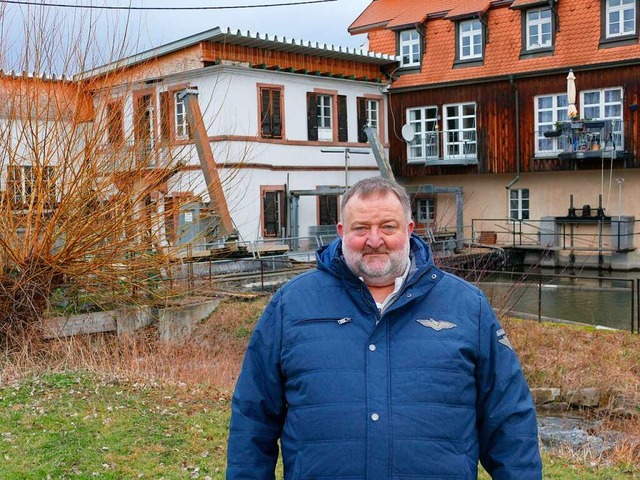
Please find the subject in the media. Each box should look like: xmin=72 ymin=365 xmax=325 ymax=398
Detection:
xmin=342 ymin=238 xmax=410 ymax=287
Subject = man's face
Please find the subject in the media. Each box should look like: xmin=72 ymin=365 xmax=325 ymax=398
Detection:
xmin=337 ymin=191 xmax=414 ymax=287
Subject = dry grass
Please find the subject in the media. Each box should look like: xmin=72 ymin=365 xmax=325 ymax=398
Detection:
xmin=504 ymin=317 xmax=640 ymax=397
xmin=503 ymin=316 xmax=640 ymax=466
xmin=0 ymin=296 xmax=269 ymax=392
xmin=1 ymin=295 xmax=639 ymax=468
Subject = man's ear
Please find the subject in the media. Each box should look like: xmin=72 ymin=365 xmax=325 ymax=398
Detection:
xmin=337 ymin=222 xmax=344 ymax=237
xmin=407 ymin=220 xmax=415 ymax=235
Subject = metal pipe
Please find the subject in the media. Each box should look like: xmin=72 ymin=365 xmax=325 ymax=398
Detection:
xmin=538 ymin=276 xmax=542 ymax=322
xmin=506 ymin=75 xmax=521 ymax=190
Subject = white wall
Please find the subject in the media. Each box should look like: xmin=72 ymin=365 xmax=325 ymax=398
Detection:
xmin=161 ymin=64 xmax=388 ymax=242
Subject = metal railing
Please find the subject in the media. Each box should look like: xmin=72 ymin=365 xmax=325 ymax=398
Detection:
xmin=97 ymin=141 xmax=181 ymax=172
xmin=48 ymin=251 xmax=640 ymax=334
xmin=443 ymin=267 xmax=637 ymax=333
xmin=408 ymin=128 xmax=479 ymax=165
xmin=471 ymin=217 xmax=637 ymax=252
xmin=536 ymin=119 xmax=624 ymax=157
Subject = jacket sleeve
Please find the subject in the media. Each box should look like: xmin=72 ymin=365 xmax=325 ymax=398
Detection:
xmin=226 ymin=292 xmax=286 ymax=480
xmin=475 ymin=293 xmax=543 ymax=480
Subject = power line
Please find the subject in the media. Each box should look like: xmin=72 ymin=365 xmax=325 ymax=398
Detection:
xmin=0 ymin=0 xmax=337 ymax=10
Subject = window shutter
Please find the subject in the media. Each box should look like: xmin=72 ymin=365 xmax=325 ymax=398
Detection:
xmin=356 ymin=97 xmax=367 ymax=143
xmin=319 ymin=195 xmax=338 ymax=225
xmin=160 ymin=92 xmax=170 ymax=141
xmin=272 ymin=89 xmax=282 ymax=138
xmin=8 ymin=166 xmax=22 ymax=206
xmin=134 ymin=97 xmax=144 ymax=143
xmin=260 ymin=89 xmax=272 ymax=137
xmin=107 ymin=102 xmax=124 ymax=144
xmin=307 ymin=93 xmax=318 ymax=141
xmin=338 ymin=95 xmax=348 ymax=142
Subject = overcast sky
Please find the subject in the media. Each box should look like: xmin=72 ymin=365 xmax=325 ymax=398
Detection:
xmin=141 ymin=0 xmax=372 ymax=49
xmin=0 ymin=0 xmax=373 ymax=73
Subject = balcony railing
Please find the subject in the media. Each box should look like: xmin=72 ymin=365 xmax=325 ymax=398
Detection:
xmin=536 ymin=119 xmax=625 ymax=160
xmin=97 ymin=141 xmax=180 ymax=173
xmin=407 ymin=128 xmax=478 ymax=166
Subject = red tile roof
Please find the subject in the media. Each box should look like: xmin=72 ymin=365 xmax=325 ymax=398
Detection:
xmin=349 ymin=0 xmax=466 ymax=33
xmin=444 ymin=0 xmax=490 ymax=20
xmin=351 ymin=0 xmax=640 ymax=90
xmin=510 ymin=0 xmax=546 ymax=7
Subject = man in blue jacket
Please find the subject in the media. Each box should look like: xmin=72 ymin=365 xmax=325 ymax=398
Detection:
xmin=227 ymin=176 xmax=542 ymax=479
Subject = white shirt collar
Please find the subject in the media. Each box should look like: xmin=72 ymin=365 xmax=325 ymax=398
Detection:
xmin=358 ymin=258 xmax=411 ymax=314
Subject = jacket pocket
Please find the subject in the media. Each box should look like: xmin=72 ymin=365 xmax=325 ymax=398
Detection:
xmin=293 ymin=316 xmax=353 ymax=326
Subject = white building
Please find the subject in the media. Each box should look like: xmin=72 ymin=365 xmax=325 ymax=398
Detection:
xmin=81 ymin=27 xmax=397 ymax=252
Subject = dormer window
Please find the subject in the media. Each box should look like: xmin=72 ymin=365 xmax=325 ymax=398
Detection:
xmin=526 ymin=7 xmax=553 ymax=50
xmin=606 ymin=0 xmax=637 ymax=38
xmin=399 ymin=29 xmax=421 ymax=68
xmin=459 ymin=19 xmax=483 ymax=61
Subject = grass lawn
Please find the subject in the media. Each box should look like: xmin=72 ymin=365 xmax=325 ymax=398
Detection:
xmin=1 ymin=296 xmax=640 ymax=479
xmin=0 ymin=372 xmax=230 ymax=479
xmin=0 ymin=371 xmax=638 ymax=479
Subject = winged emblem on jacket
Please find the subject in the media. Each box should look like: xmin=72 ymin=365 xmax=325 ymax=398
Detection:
xmin=416 ymin=318 xmax=458 ymax=331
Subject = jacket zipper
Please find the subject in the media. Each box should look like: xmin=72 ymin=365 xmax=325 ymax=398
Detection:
xmin=359 ymin=287 xmax=382 ymax=323
xmin=293 ymin=317 xmax=353 ymax=325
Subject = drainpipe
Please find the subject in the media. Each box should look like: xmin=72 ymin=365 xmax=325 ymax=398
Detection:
xmin=506 ymin=75 xmax=521 ymax=213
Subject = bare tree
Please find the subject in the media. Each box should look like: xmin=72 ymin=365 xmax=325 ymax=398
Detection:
xmin=0 ymin=4 xmax=215 ymax=344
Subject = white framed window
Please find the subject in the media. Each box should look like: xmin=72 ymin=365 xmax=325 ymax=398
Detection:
xmin=366 ymin=99 xmax=378 ymax=129
xmin=534 ymin=93 xmax=569 ymax=154
xmin=407 ymin=106 xmax=439 ymax=162
xmin=8 ymin=165 xmax=56 ymax=207
xmin=606 ymin=0 xmax=636 ymax=38
xmin=174 ymin=93 xmax=189 ymax=138
xmin=459 ymin=19 xmax=483 ymax=60
xmin=399 ymin=29 xmax=421 ymax=67
xmin=581 ymin=87 xmax=624 ymax=149
xmin=510 ymin=189 xmax=530 ymax=221
xmin=416 ymin=198 xmax=435 ymax=224
xmin=444 ymin=103 xmax=477 ymax=159
xmin=526 ymin=7 xmax=552 ymax=50
xmin=317 ymin=94 xmax=332 ymax=141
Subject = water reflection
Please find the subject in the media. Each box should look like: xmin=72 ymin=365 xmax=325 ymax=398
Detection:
xmin=476 ymin=270 xmax=636 ymax=331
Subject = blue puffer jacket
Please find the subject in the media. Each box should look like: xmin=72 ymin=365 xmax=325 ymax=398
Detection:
xmin=227 ymin=234 xmax=542 ymax=479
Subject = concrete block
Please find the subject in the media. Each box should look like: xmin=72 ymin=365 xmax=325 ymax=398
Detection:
xmin=157 ymin=299 xmax=220 ymax=345
xmin=565 ymin=388 xmax=602 ymax=408
xmin=530 ymin=387 xmax=561 ymax=405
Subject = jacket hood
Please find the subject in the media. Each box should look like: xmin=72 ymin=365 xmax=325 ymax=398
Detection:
xmin=316 ymin=233 xmax=434 ymax=278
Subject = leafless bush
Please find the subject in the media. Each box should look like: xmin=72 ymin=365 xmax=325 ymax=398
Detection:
xmin=0 ymin=6 xmax=226 ymax=345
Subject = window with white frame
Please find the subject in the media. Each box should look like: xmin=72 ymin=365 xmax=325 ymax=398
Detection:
xmin=444 ymin=103 xmax=477 ymax=159
xmin=459 ymin=19 xmax=483 ymax=60
xmin=357 ymin=97 xmax=380 ymax=142
xmin=8 ymin=165 xmax=56 ymax=207
xmin=581 ymin=87 xmax=624 ymax=149
xmin=366 ymin=99 xmax=378 ymax=129
xmin=510 ymin=189 xmax=530 ymax=220
xmin=606 ymin=0 xmax=637 ymax=38
xmin=317 ymin=94 xmax=332 ymax=141
xmin=535 ymin=93 xmax=569 ymax=154
xmin=399 ymin=29 xmax=421 ymax=67
xmin=416 ymin=198 xmax=435 ymax=224
xmin=407 ymin=106 xmax=439 ymax=162
xmin=526 ymin=7 xmax=553 ymax=50
xmin=174 ymin=93 xmax=189 ymax=138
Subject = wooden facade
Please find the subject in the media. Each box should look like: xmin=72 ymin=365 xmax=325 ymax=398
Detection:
xmin=351 ymin=0 xmax=640 ymax=180
xmin=387 ymin=64 xmax=640 ymax=178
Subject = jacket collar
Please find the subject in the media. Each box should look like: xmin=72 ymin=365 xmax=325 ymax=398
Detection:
xmin=316 ymin=233 xmax=434 ymax=282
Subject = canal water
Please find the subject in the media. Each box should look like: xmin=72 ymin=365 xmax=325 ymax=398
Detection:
xmin=475 ymin=269 xmax=638 ymax=331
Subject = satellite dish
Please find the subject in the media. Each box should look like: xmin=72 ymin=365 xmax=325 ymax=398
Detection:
xmin=401 ymin=123 xmax=415 ymax=142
